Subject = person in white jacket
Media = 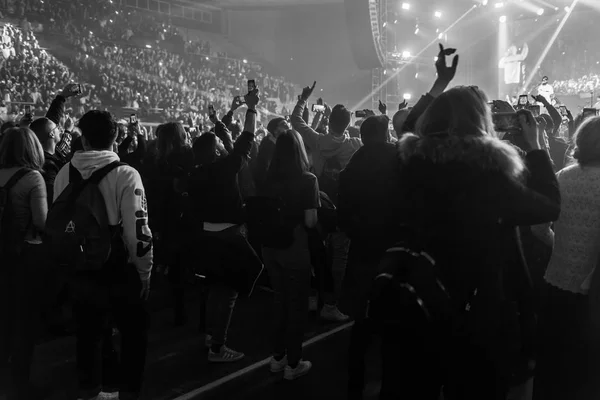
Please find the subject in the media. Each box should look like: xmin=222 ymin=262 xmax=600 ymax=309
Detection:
xmin=53 ymin=110 xmax=152 ymax=400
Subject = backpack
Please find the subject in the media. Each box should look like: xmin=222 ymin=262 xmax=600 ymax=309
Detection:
xmin=245 ymin=196 xmax=295 ymax=250
xmin=44 ymin=161 xmax=127 ymax=272
xmin=0 ymin=168 xmax=31 ymax=255
xmin=368 ymin=243 xmax=479 ymax=336
xmin=319 ymin=156 xmax=342 ymax=205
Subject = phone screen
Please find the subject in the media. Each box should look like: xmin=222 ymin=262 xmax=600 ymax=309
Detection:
xmin=24 ymin=105 xmax=31 ymax=114
xmin=527 ymin=105 xmax=541 ymax=117
xmin=355 ymin=110 xmax=367 ymax=118
xmin=518 ymin=95 xmax=528 ymax=106
xmin=235 ymin=95 xmax=246 ymax=104
xmin=492 ymin=112 xmax=521 ymax=133
xmin=312 ymin=104 xmax=325 ymax=113
xmin=130 ymin=114 xmax=137 ymax=124
xmin=208 ymin=105 xmax=216 ymax=116
xmin=247 ymin=80 xmax=256 ymax=93
xmin=559 ymin=105 xmax=567 ymax=115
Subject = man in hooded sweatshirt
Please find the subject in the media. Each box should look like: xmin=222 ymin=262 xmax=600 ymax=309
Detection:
xmin=53 ymin=110 xmax=152 ymax=400
xmin=291 ymin=81 xmax=359 ymax=322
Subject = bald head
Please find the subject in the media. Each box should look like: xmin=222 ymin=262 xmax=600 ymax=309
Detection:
xmin=29 ymin=117 xmax=59 ymax=152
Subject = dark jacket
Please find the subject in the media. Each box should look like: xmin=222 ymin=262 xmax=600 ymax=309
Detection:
xmin=254 ymin=134 xmax=276 ymax=196
xmin=338 ymin=142 xmax=403 ymax=255
xmin=548 ymin=136 xmax=569 ymax=172
xmin=42 ymin=151 xmax=66 ymax=206
xmin=189 ymin=121 xmax=255 ymax=225
xmin=396 ymin=133 xmax=560 ymax=307
xmin=118 ymin=134 xmax=147 ymax=172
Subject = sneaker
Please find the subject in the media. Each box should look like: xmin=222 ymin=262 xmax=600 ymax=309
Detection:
xmin=97 ymin=392 xmax=119 ymax=400
xmin=308 ymin=296 xmax=318 ymax=312
xmin=320 ymin=304 xmax=349 ymax=322
xmin=204 ymin=334 xmax=213 ymax=348
xmin=269 ymin=355 xmax=288 ymax=373
xmin=284 ymin=360 xmax=312 ymax=380
xmin=208 ymin=345 xmax=245 ymax=363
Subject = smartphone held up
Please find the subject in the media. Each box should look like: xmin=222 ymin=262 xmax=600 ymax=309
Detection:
xmin=247 ymin=79 xmax=256 ymax=93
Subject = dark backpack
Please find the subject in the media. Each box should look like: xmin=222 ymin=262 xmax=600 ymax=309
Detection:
xmin=0 ymin=168 xmax=31 ymax=255
xmin=44 ymin=161 xmax=127 ymax=272
xmin=369 ymin=243 xmax=479 ymax=336
xmin=245 ymin=196 xmax=295 ymax=250
xmin=319 ymin=156 xmax=342 ymax=205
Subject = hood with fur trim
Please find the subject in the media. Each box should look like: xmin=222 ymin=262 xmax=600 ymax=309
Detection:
xmin=396 ymin=133 xmax=526 ymax=181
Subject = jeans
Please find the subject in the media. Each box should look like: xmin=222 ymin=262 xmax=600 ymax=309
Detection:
xmin=262 ymin=226 xmax=312 ymax=366
xmin=324 ymin=231 xmax=350 ymax=305
xmin=205 ymin=284 xmax=238 ymax=348
xmin=70 ymin=264 xmax=149 ymax=398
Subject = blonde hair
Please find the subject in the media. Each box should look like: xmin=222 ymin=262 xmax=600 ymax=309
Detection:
xmin=0 ymin=127 xmax=45 ymax=171
xmin=572 ymin=116 xmax=600 ymax=166
xmin=416 ymin=86 xmax=495 ymax=138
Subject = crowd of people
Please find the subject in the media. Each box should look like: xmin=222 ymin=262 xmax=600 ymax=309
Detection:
xmin=1 ymin=37 xmax=600 ymax=400
xmin=0 ymin=0 xmax=297 ymax=124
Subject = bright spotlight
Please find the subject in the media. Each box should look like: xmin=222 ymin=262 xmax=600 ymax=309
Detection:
xmin=537 ymin=8 xmax=544 ymax=15
xmin=482 ymin=0 xmax=488 ymax=5
xmin=403 ymin=93 xmax=412 ymax=100
xmin=494 ymin=2 xmax=504 ymax=8
xmin=438 ymin=33 xmax=444 ymax=39
xmin=402 ymin=3 xmax=410 ymax=10
xmin=414 ymin=26 xmax=419 ymax=34
xmin=434 ymin=11 xmax=442 ymax=18
xmin=383 ymin=21 xmax=387 ymax=27
xmin=243 ymin=59 xmax=248 ymax=64
xmin=415 ymin=73 xmax=419 ymax=79
xmin=402 ymin=50 xmax=412 ymax=58
xmin=383 ymin=69 xmax=387 ymax=75
xmin=145 ymin=44 xmax=152 ymax=49
xmin=564 ymin=6 xmax=570 ymax=12
xmin=499 ymin=15 xmax=507 ymax=23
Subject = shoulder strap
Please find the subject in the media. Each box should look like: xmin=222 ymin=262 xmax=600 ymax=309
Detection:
xmin=1 ymin=168 xmax=30 ymax=191
xmin=88 ymin=161 xmax=127 ymax=185
xmin=69 ymin=163 xmax=83 ymax=184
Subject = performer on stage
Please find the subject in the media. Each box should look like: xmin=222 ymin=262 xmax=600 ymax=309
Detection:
xmin=537 ymin=76 xmax=555 ymax=103
xmin=499 ymin=43 xmax=529 ymax=99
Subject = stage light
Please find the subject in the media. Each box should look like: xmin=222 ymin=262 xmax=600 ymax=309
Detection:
xmin=537 ymin=8 xmax=544 ymax=15
xmin=436 ymin=28 xmax=439 ymax=33
xmin=434 ymin=56 xmax=438 ymax=61
xmin=145 ymin=44 xmax=151 ymax=49
xmin=499 ymin=15 xmax=507 ymax=23
xmin=243 ymin=59 xmax=248 ymax=64
xmin=438 ymin=33 xmax=444 ymax=39
xmin=394 ymin=19 xmax=398 ymax=24
xmin=402 ymin=3 xmax=410 ymax=10
xmin=414 ymin=28 xmax=419 ymax=34
xmin=403 ymin=93 xmax=412 ymax=100
xmin=383 ymin=21 xmax=387 ymax=27
xmin=564 ymin=6 xmax=570 ymax=12
xmin=434 ymin=11 xmax=442 ymax=18
xmin=494 ymin=2 xmax=504 ymax=8
xmin=402 ymin=50 xmax=412 ymax=58
xmin=415 ymin=73 xmax=419 ymax=78
xmin=482 ymin=0 xmax=488 ymax=5
xmin=383 ymin=69 xmax=387 ymax=75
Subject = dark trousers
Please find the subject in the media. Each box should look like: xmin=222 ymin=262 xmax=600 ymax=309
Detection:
xmin=70 ymin=265 xmax=149 ymax=398
xmin=262 ymin=226 xmax=311 ymax=366
xmin=0 ymin=243 xmax=44 ymax=400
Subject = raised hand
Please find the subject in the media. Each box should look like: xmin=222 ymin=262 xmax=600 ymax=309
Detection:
xmin=435 ymin=43 xmax=459 ymax=83
xmin=60 ymin=83 xmax=81 ymax=98
xmin=317 ymin=97 xmax=324 ymax=106
xmin=378 ymin=100 xmax=387 ymax=115
xmin=245 ymin=88 xmax=260 ymax=109
xmin=301 ymin=81 xmax=317 ymax=101
xmin=398 ymin=100 xmax=408 ymax=110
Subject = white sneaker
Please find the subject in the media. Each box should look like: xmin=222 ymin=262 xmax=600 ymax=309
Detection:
xmin=320 ymin=304 xmax=349 ymax=322
xmin=97 ymin=392 xmax=119 ymax=400
xmin=308 ymin=296 xmax=318 ymax=311
xmin=208 ymin=345 xmax=245 ymax=363
xmin=284 ymin=360 xmax=312 ymax=380
xmin=270 ymin=355 xmax=288 ymax=373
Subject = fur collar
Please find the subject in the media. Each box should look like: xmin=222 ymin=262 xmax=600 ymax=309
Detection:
xmin=396 ymin=133 xmax=525 ymax=180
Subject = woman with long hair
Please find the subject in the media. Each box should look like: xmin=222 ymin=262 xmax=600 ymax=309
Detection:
xmin=534 ymin=116 xmax=600 ymax=400
xmin=0 ymin=127 xmax=47 ymax=399
xmin=387 ymin=83 xmax=560 ymax=400
xmin=146 ymin=121 xmax=194 ymax=326
xmin=262 ymin=129 xmax=320 ymax=381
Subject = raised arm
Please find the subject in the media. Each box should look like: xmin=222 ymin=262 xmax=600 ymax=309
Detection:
xmin=291 ymin=81 xmax=321 ymax=151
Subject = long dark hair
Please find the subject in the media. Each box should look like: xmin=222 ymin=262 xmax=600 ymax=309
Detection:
xmin=155 ymin=122 xmax=187 ymax=164
xmin=267 ymin=130 xmax=309 ymax=183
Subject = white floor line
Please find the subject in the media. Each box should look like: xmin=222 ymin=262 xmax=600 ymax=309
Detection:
xmin=172 ymin=321 xmax=355 ymax=400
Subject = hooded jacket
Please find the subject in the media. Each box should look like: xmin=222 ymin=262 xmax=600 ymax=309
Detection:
xmin=53 ymin=151 xmax=153 ymax=281
xmin=291 ymin=99 xmax=362 ymax=177
xmin=396 ymin=133 xmax=560 ymax=305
